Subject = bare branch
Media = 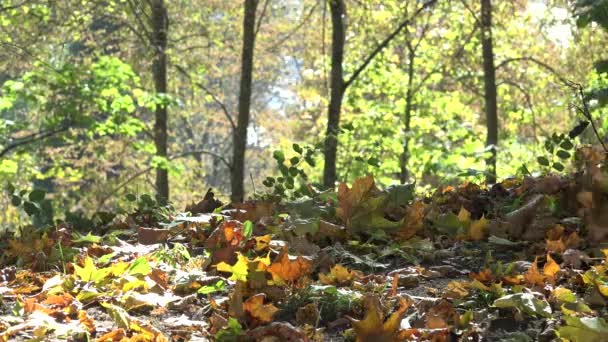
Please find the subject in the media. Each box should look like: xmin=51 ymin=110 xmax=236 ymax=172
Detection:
xmin=255 ymin=0 xmax=270 ymax=37
xmin=343 ymin=0 xmax=437 ymax=90
xmin=495 ymin=56 xmax=571 ymax=86
xmin=0 ymin=126 xmax=70 ymax=159
xmin=173 ymin=64 xmax=236 ymax=131
xmin=97 ymin=148 xmax=232 ymax=208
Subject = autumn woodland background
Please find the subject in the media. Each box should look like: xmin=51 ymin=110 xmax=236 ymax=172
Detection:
xmin=0 ymin=0 xmax=607 ymax=222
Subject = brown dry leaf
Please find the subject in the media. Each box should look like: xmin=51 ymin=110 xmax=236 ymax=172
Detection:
xmin=244 ymin=293 xmax=279 ymax=323
xmin=564 ymin=232 xmax=581 ymax=249
xmin=78 ymin=310 xmax=96 ymax=334
xmin=425 ymin=301 xmax=458 ymax=329
xmin=246 ymin=322 xmax=308 ymax=341
xmin=347 ymin=295 xmax=411 ymax=342
xmin=444 ymin=281 xmax=469 ymax=299
xmin=546 ymin=225 xmax=565 ymax=240
xmin=546 ymin=239 xmax=566 ymax=254
xmin=396 ymin=200 xmax=427 ymax=240
xmin=468 ymin=215 xmax=488 ymax=241
xmin=137 ymin=227 xmax=170 ymax=245
xmin=336 ymin=175 xmax=376 ymax=226
xmin=148 ymin=268 xmax=170 ymax=289
xmin=228 ymin=280 xmax=245 ymax=319
xmin=268 ymin=248 xmax=313 ymax=283
xmin=233 ymin=201 xmax=274 ymax=222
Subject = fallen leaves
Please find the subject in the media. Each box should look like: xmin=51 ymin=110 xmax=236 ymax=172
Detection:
xmin=347 ymin=295 xmax=411 ymax=342
xmin=268 ymin=248 xmax=313 ymax=284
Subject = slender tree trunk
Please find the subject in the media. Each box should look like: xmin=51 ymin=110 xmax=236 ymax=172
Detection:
xmin=400 ymin=45 xmax=416 ymax=184
xmin=151 ymin=0 xmax=169 ymax=204
xmin=481 ymin=0 xmax=497 ymax=184
xmin=323 ymin=0 xmax=346 ymax=189
xmin=231 ymin=0 xmax=258 ymax=203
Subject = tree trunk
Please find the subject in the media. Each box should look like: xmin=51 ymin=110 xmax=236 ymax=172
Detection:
xmin=481 ymin=0 xmax=497 ymax=184
xmin=151 ymin=0 xmax=169 ymax=204
xmin=400 ymin=45 xmax=416 ymax=184
xmin=323 ymin=0 xmax=346 ymax=189
xmin=231 ymin=0 xmax=258 ymax=203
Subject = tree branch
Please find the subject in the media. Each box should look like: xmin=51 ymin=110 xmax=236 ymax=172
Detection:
xmin=97 ymin=148 xmax=232 ymax=208
xmin=0 ymin=0 xmax=32 ymax=13
xmin=495 ymin=56 xmax=571 ymax=86
xmin=343 ymin=0 xmax=437 ymax=90
xmin=0 ymin=126 xmax=70 ymax=159
xmin=173 ymin=64 xmax=236 ymax=131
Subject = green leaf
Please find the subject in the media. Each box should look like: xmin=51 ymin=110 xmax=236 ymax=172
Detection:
xmin=569 ymin=121 xmax=589 ymax=139
xmin=367 ymin=157 xmax=380 ymax=167
xmin=72 ymin=232 xmax=102 ymax=244
xmin=493 ymin=293 xmax=552 ymax=317
xmin=537 ymin=156 xmax=550 ymax=166
xmin=23 ymin=201 xmax=40 ymax=216
xmin=0 ymin=160 xmax=18 ymax=174
xmin=556 ymin=150 xmax=571 ymax=160
xmin=127 ymin=257 xmax=151 ymax=276
xmin=198 ymin=280 xmax=226 ymax=294
xmin=553 ymin=162 xmax=565 ymax=171
xmin=292 ymin=143 xmax=303 ymax=154
xmin=289 ymin=167 xmax=299 ymax=177
xmin=560 ymin=140 xmax=574 ymax=150
xmin=11 ymin=195 xmax=21 ymax=206
xmin=273 ymin=150 xmax=285 ymax=162
xmin=290 ymin=156 xmax=300 ymax=165
xmin=304 ymin=155 xmax=316 ymax=167
xmin=125 ymin=193 xmax=137 ymax=202
xmin=386 ymin=183 xmax=415 ymax=207
xmin=243 ymin=220 xmax=253 ymax=238
xmin=557 ymin=316 xmax=608 ymax=342
xmin=101 ymin=302 xmax=130 ymax=330
xmin=28 ymin=189 xmax=46 ymax=202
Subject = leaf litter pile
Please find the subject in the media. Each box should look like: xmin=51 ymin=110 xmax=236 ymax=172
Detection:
xmin=2 ymin=148 xmax=608 ymax=341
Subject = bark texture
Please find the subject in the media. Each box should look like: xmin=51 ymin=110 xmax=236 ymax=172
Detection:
xmin=151 ymin=0 xmax=169 ymax=204
xmin=231 ymin=0 xmax=259 ymax=202
xmin=481 ymin=0 xmax=498 ymax=184
xmin=323 ymin=0 xmax=346 ymax=189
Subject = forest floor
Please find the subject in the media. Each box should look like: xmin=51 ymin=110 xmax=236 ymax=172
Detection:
xmin=2 ymin=151 xmax=608 ymax=341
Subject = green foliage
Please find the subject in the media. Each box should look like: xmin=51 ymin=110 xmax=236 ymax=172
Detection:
xmin=537 ymin=133 xmax=576 ymax=173
xmin=6 ymin=185 xmax=53 ymax=228
xmin=263 ymin=144 xmax=319 ymax=200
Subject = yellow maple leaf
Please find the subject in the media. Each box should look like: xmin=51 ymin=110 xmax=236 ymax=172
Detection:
xmin=458 ymin=207 xmax=471 ymax=223
xmin=348 ymin=295 xmax=411 ymax=342
xmin=468 ymin=215 xmax=488 ymax=241
xmin=216 ymin=253 xmax=249 ymax=282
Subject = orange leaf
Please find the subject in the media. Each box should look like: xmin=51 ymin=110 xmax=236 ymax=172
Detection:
xmin=268 ymin=248 xmax=312 ymax=283
xmin=543 ymin=254 xmax=560 ymax=283
xmin=78 ymin=310 xmax=96 ymax=334
xmin=244 ymin=294 xmax=279 ymax=323
xmin=336 ymin=175 xmax=376 ymax=226
xmin=524 ymin=257 xmax=545 ymax=286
